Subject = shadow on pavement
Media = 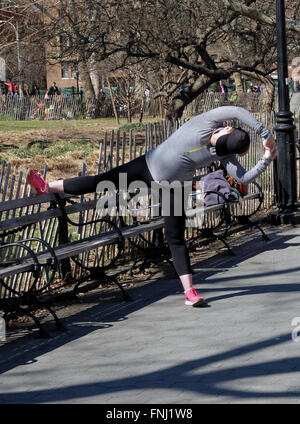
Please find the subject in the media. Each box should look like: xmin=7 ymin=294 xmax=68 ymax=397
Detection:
xmin=1 ymin=227 xmax=300 ymax=403
xmin=0 ymin=332 xmax=299 ymax=403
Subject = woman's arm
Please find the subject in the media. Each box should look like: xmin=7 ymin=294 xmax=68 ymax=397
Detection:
xmin=221 ymin=155 xmax=272 ymax=185
xmin=206 ymin=106 xmax=273 ymax=140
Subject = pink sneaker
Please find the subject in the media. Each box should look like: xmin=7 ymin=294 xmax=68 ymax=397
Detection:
xmin=185 ymin=288 xmax=206 ymax=307
xmin=27 ymin=169 xmax=49 ymax=195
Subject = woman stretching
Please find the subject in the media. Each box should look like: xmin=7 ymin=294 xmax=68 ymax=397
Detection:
xmin=27 ymin=106 xmax=277 ymax=307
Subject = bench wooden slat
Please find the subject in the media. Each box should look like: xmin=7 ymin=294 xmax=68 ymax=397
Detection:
xmin=242 ymin=193 xmax=261 ymax=201
xmin=186 ymin=203 xmax=223 ymax=218
xmin=0 ymin=218 xmax=165 ymax=278
xmin=0 ymin=198 xmax=98 ymax=231
xmin=0 ymin=193 xmax=75 ymax=213
xmin=0 ymin=190 xmax=261 ymax=231
xmin=0 ymin=191 xmax=262 ymax=279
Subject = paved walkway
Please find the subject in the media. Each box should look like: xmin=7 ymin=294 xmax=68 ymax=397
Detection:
xmin=1 ymin=225 xmax=300 ymax=404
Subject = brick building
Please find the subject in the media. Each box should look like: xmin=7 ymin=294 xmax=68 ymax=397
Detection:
xmin=46 ymin=61 xmax=79 ymax=94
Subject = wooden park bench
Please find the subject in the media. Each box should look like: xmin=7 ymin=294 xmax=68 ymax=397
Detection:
xmin=0 ymin=172 xmax=268 ymax=338
xmin=0 ymin=189 xmax=168 ymax=337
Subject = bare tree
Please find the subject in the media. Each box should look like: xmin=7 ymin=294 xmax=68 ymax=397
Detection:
xmin=0 ymin=1 xmax=46 ymax=89
xmin=25 ymin=0 xmax=300 ymax=119
xmin=222 ymin=0 xmax=300 ymax=32
xmin=105 ymin=0 xmax=299 ymax=119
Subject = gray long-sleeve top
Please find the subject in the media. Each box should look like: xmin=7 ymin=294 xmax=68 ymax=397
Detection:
xmin=145 ymin=106 xmax=273 ymax=184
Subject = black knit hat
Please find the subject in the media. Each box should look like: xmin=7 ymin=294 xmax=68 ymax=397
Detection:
xmin=215 ymin=128 xmax=250 ymax=156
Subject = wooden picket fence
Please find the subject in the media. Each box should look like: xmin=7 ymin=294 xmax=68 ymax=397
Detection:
xmin=1 ymin=91 xmax=296 ymax=121
xmin=183 ymin=92 xmax=265 ymax=116
xmin=0 ymin=94 xmax=115 ymax=121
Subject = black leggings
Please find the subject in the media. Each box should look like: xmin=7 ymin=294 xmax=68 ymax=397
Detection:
xmin=63 ymin=155 xmax=191 ymax=276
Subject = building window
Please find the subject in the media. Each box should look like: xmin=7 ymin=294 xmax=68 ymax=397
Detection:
xmin=61 ymin=63 xmax=69 ymax=78
xmin=71 ymin=63 xmax=78 ymax=79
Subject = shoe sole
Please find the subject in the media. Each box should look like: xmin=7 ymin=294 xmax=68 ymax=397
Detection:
xmin=185 ymin=298 xmax=207 ymax=307
xmin=26 ymin=169 xmax=38 ymax=196
xmin=26 ymin=168 xmax=47 ymax=196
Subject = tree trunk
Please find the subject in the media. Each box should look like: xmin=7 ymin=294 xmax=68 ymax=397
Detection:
xmin=262 ymin=77 xmax=274 ymax=128
xmin=233 ymin=72 xmax=244 ymax=93
xmin=107 ymin=77 xmax=120 ymax=125
xmin=139 ymin=95 xmax=144 ymax=123
xmin=165 ymin=73 xmax=229 ymax=121
xmin=127 ymin=89 xmax=132 ymax=123
xmin=126 ymin=79 xmax=132 ymax=123
xmin=90 ymin=54 xmax=100 ymax=96
xmin=78 ymin=61 xmax=95 ymax=98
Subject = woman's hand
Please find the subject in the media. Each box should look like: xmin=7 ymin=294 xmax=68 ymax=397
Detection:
xmin=263 ymin=136 xmax=276 ymax=150
xmin=263 ymin=144 xmax=277 ymax=160
xmin=263 ymin=136 xmax=277 ymax=160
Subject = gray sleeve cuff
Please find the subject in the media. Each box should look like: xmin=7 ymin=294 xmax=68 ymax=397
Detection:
xmin=260 ymin=157 xmax=272 ymax=166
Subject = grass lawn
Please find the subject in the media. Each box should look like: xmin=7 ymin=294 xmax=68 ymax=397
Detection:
xmin=0 ymin=116 xmax=162 ymax=180
xmin=0 ymin=116 xmax=160 ymax=133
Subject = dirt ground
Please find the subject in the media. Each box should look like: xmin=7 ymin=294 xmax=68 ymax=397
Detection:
xmin=0 ymin=121 xmax=120 ymax=146
xmin=0 ymin=122 xmax=126 ymax=182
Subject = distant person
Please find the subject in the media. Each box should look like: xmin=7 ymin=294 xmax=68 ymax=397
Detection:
xmin=12 ymin=82 xmax=18 ymax=94
xmin=5 ymin=81 xmax=13 ymax=95
xmin=48 ymin=82 xmax=60 ymax=96
xmin=217 ymin=80 xmax=228 ymax=93
xmin=229 ymin=91 xmax=238 ymax=103
xmin=247 ymin=83 xmax=256 ymax=93
xmin=257 ymin=83 xmax=264 ymax=93
xmin=30 ymin=83 xmax=40 ymax=96
xmin=23 ymin=83 xmax=29 ymax=96
xmin=33 ymin=102 xmax=44 ymax=118
xmin=98 ymin=88 xmax=106 ymax=101
xmin=11 ymin=82 xmax=19 ymax=99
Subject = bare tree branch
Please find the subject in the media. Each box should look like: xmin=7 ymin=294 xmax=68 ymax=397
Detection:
xmin=222 ymin=0 xmax=300 ymax=32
